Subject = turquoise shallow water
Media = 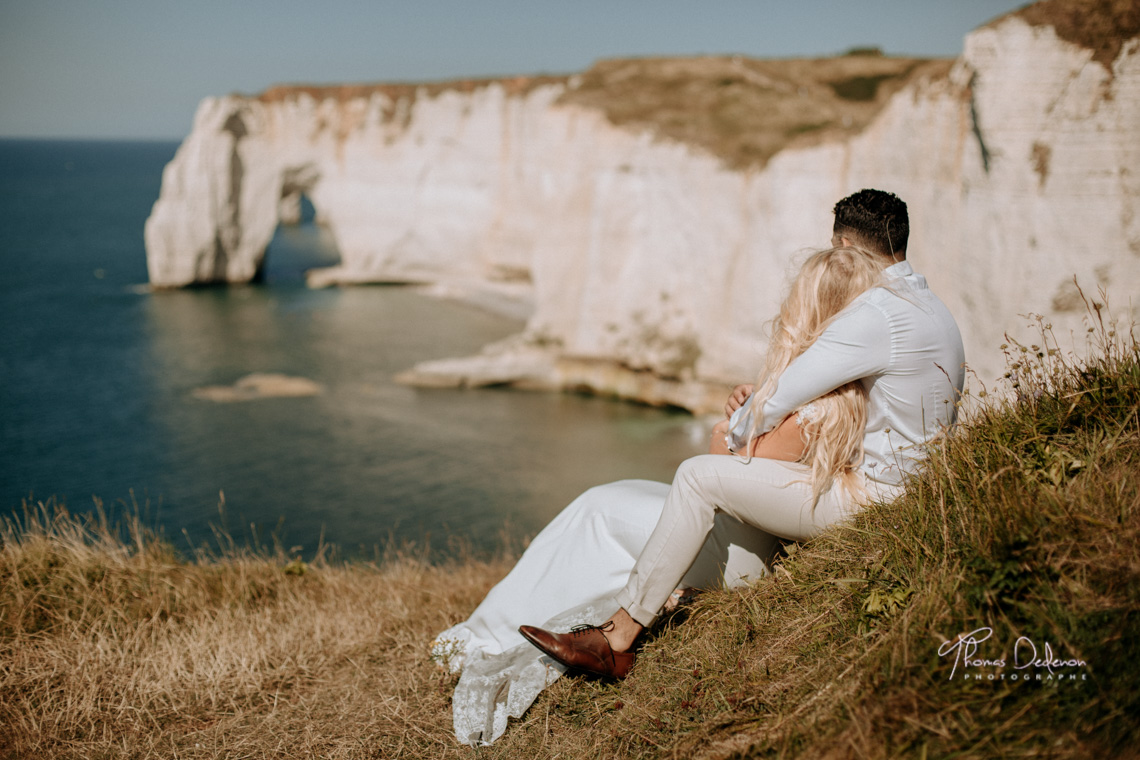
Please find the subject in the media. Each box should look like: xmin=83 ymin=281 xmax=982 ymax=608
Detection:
xmin=0 ymin=139 xmax=708 ymax=557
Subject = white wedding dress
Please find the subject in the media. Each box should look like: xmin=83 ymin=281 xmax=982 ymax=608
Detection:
xmin=432 ymin=478 xmax=781 ymax=746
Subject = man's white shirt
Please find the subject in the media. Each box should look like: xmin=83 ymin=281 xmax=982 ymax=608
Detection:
xmin=728 ymin=260 xmax=966 ymax=491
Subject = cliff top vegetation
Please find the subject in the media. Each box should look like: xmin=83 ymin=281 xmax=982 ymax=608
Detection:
xmin=558 ymin=54 xmax=950 ymax=170
xmin=258 ymin=74 xmax=568 ymax=105
xmin=1005 ymin=0 xmax=1140 ymax=71
xmin=2 ymin=302 xmax=1137 ymax=758
xmin=249 ymin=1 xmax=1140 ymax=171
xmin=255 ymin=52 xmax=950 ymax=171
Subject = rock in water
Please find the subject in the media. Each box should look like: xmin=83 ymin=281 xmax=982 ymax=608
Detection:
xmin=192 ymin=374 xmax=323 ymax=403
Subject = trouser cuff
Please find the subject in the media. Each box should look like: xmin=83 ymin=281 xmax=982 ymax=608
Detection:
xmin=614 ymin=587 xmax=658 ymax=628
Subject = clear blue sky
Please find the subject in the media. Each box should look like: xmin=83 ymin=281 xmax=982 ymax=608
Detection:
xmin=0 ymin=0 xmax=1030 ymax=140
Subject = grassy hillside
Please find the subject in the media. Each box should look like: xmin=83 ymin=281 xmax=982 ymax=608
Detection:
xmin=2 ymin=312 xmax=1137 ymax=759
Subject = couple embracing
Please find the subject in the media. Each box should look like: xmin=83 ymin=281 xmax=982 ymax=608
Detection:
xmin=433 ymin=189 xmax=966 ymax=745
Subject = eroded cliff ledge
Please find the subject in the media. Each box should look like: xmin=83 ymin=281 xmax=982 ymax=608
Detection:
xmin=145 ymin=0 xmax=1140 ymax=411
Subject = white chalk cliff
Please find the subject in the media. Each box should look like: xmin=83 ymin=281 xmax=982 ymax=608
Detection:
xmin=145 ymin=4 xmax=1140 ymax=411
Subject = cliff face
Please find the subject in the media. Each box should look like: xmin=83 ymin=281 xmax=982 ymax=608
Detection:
xmin=145 ymin=8 xmax=1140 ymax=410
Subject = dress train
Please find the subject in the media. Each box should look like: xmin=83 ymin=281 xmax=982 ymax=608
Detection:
xmin=432 ymin=478 xmax=781 ymax=745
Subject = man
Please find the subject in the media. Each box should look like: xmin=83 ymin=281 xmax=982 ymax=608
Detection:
xmin=519 ymin=189 xmax=966 ymax=678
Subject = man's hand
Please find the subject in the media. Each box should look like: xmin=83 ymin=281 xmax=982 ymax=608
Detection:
xmin=709 ymin=419 xmax=732 ymax=455
xmin=724 ymin=384 xmax=753 ymax=418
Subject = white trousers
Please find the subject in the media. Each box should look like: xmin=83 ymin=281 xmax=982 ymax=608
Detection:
xmin=615 ymin=454 xmax=858 ymax=626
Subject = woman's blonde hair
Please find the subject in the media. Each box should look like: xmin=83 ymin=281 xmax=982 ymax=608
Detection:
xmin=743 ymin=246 xmax=888 ymax=506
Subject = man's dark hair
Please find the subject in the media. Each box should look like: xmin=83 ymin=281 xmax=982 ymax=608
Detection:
xmin=833 ymin=189 xmax=908 ymax=258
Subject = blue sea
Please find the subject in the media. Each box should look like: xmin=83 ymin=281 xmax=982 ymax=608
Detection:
xmin=0 ymin=139 xmax=709 ymax=557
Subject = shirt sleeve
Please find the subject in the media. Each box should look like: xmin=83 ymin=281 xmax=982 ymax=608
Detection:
xmin=761 ymin=299 xmax=892 ymax=430
xmin=728 ymin=298 xmax=893 ymax=447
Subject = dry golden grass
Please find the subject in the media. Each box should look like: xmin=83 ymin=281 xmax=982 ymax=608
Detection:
xmin=0 ymin=506 xmax=514 ymax=758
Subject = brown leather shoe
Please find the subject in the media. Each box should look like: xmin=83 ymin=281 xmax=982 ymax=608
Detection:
xmin=518 ymin=622 xmax=636 ymax=679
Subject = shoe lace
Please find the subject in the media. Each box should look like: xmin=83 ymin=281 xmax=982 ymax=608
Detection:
xmin=569 ymin=621 xmax=615 ymax=638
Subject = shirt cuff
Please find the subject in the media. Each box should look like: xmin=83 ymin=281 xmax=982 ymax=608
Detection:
xmin=726 ymin=396 xmax=754 ymax=452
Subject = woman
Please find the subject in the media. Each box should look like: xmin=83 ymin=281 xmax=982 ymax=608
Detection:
xmin=712 ymin=243 xmax=879 ymax=508
xmin=432 ymin=246 xmax=885 ymax=745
